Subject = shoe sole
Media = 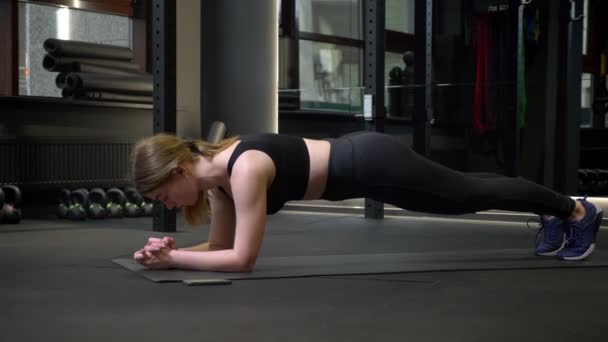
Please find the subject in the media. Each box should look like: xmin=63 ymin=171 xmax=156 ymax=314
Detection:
xmin=562 ymin=209 xmax=603 ymax=261
xmin=535 ymin=239 xmax=567 ymax=257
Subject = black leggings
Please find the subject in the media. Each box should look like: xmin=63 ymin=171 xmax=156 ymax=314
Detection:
xmin=321 ymin=131 xmax=576 ymax=219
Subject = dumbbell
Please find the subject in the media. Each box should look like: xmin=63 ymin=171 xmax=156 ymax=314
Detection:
xmin=58 ymin=188 xmax=72 ymax=219
xmin=138 ymin=191 xmax=154 ymax=217
xmin=106 ymin=188 xmax=126 ymax=218
xmin=141 ymin=198 xmax=153 ymax=217
xmin=124 ymin=187 xmax=144 ymax=218
xmin=1 ymin=185 xmax=22 ymax=224
xmin=67 ymin=188 xmax=88 ymax=221
xmin=87 ymin=188 xmax=107 ymax=219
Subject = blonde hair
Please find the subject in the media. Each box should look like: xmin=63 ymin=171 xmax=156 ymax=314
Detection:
xmin=130 ymin=132 xmax=239 ymax=226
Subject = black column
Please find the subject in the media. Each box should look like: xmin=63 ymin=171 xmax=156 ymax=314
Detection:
xmin=543 ymin=0 xmax=560 ymax=188
xmin=152 ymin=0 xmax=177 ymax=232
xmin=498 ymin=1 xmax=520 ymax=178
xmin=363 ymin=0 xmax=386 ymax=219
xmin=511 ymin=1 xmax=524 ymax=177
xmin=413 ymin=0 xmax=433 ymax=157
xmin=200 ymin=0 xmax=278 ymax=136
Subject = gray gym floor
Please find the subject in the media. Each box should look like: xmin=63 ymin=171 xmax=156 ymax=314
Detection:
xmin=3 ymin=208 xmax=608 ymax=342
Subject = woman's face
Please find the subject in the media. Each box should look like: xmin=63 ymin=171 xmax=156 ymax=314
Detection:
xmin=144 ymin=165 xmax=199 ymax=209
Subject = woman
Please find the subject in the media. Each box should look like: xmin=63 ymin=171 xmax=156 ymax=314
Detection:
xmin=131 ymin=131 xmax=603 ymax=271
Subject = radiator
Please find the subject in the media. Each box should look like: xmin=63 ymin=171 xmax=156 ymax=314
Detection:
xmin=0 ymin=137 xmax=136 ymax=190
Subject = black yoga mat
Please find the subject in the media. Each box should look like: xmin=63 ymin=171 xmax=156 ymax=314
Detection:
xmin=65 ymin=73 xmax=153 ymax=95
xmin=74 ymin=91 xmax=153 ymax=104
xmin=113 ymin=248 xmax=608 ymax=285
xmin=43 ymin=54 xmax=141 ymax=73
xmin=44 ymin=38 xmax=133 ymax=61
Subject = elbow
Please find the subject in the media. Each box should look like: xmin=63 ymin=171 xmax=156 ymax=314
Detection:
xmin=236 ymin=254 xmax=257 ymax=273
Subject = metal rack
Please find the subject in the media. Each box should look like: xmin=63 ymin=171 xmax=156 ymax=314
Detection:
xmin=151 ymin=0 xmax=177 ymax=232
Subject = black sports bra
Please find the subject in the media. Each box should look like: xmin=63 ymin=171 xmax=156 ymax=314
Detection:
xmin=220 ymin=133 xmax=310 ymax=215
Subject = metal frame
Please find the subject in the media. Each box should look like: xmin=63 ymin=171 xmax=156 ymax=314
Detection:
xmin=298 ymin=32 xmax=364 ymax=47
xmin=152 ymin=0 xmax=177 ymax=232
xmin=363 ymin=0 xmax=386 ymax=219
xmin=413 ymin=0 xmax=433 ymax=157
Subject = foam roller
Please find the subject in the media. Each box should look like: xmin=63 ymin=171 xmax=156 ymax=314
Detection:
xmin=44 ymin=38 xmax=133 ymax=61
xmin=64 ymin=73 xmax=153 ymax=95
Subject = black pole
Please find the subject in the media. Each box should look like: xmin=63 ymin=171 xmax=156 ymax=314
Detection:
xmin=363 ymin=0 xmax=386 ymax=219
xmin=543 ymin=0 xmax=560 ymax=188
xmin=152 ymin=0 xmax=177 ymax=232
xmin=413 ymin=0 xmax=433 ymax=157
xmin=562 ymin=0 xmax=584 ymax=194
xmin=506 ymin=0 xmax=524 ymax=177
xmin=285 ymin=0 xmax=300 ymax=95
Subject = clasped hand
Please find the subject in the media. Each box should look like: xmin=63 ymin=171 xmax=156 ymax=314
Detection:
xmin=133 ymin=236 xmax=176 ymax=269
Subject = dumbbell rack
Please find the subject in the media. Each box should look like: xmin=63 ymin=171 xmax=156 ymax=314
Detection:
xmin=0 ymin=136 xmax=140 ymax=219
xmin=57 ymin=187 xmax=154 ymax=221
